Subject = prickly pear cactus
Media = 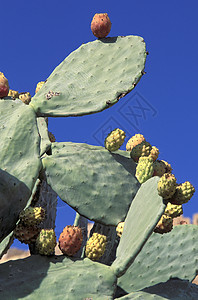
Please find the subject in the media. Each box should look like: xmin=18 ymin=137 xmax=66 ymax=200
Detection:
xmin=0 ymin=13 xmax=197 ymax=300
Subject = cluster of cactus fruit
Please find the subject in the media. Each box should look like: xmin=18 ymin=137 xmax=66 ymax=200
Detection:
xmin=0 ymin=13 xmax=197 ymax=300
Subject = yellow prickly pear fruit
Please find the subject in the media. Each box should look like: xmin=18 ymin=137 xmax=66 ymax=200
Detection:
xmin=19 ymin=207 xmax=45 ymax=227
xmin=135 ymin=156 xmax=154 ymax=184
xmin=149 ymin=146 xmax=159 ymax=162
xmin=19 ymin=92 xmax=31 ymax=104
xmin=8 ymin=89 xmax=19 ymax=99
xmin=130 ymin=141 xmax=152 ymax=162
xmin=126 ymin=134 xmax=145 ymax=152
xmin=35 ymin=81 xmax=45 ymax=94
xmin=116 ymin=222 xmax=125 ymax=238
xmin=104 ymin=128 xmax=126 ymax=152
xmin=35 ymin=229 xmax=56 ymax=256
xmin=157 ymin=173 xmax=177 ymax=199
xmin=169 ymin=181 xmax=195 ymax=205
xmin=164 ymin=202 xmax=183 ymax=218
xmin=154 ymin=215 xmax=173 ymax=234
xmin=85 ymin=233 xmax=107 ymax=261
xmin=14 ymin=222 xmax=40 ymax=244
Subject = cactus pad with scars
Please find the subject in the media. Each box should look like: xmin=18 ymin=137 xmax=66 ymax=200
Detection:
xmin=0 ymin=100 xmax=41 ymax=242
xmin=0 ymin=255 xmax=117 ymax=299
xmin=43 ymin=142 xmax=140 ymax=226
xmin=30 ymin=36 xmax=147 ymax=117
xmin=111 ymin=177 xmax=166 ymax=277
xmin=117 ymin=225 xmax=198 ymax=294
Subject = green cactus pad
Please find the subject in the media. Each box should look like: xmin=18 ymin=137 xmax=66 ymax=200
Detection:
xmin=115 ymin=279 xmax=198 ymax=299
xmin=118 ymin=225 xmax=198 ymax=293
xmin=0 ymin=231 xmax=14 ymax=260
xmin=111 ymin=177 xmax=166 ymax=277
xmin=36 ymin=117 xmax=51 ymax=156
xmin=43 ymin=142 xmax=140 ymax=226
xmin=0 ymin=100 xmax=41 ymax=242
xmin=30 ymin=36 xmax=147 ymax=117
xmin=0 ymin=255 xmax=116 ymax=299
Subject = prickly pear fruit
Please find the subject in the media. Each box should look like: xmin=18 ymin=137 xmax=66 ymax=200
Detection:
xmin=8 ymin=89 xmax=19 ymax=99
xmin=149 ymin=146 xmax=159 ymax=161
xmin=126 ymin=134 xmax=146 ymax=152
xmin=35 ymin=81 xmax=45 ymax=94
xmin=58 ymin=225 xmax=83 ymax=256
xmin=169 ymin=181 xmax=195 ymax=205
xmin=104 ymin=128 xmax=126 ymax=152
xmin=35 ymin=229 xmax=56 ymax=256
xmin=91 ymin=13 xmax=111 ymax=38
xmin=19 ymin=207 xmax=45 ymax=227
xmin=161 ymin=160 xmax=172 ymax=173
xmin=157 ymin=173 xmax=177 ymax=199
xmin=85 ymin=233 xmax=107 ymax=261
xmin=0 ymin=72 xmax=9 ymax=98
xmin=130 ymin=141 xmax=152 ymax=162
xmin=135 ymin=156 xmax=154 ymax=184
xmin=153 ymin=160 xmax=166 ymax=177
xmin=154 ymin=214 xmax=173 ymax=234
xmin=164 ymin=202 xmax=183 ymax=218
xmin=19 ymin=92 xmax=31 ymax=104
xmin=14 ymin=222 xmax=40 ymax=244
xmin=116 ymin=222 xmax=125 ymax=238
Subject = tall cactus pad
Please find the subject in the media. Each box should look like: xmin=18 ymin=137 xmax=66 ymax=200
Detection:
xmin=30 ymin=36 xmax=147 ymax=117
xmin=111 ymin=177 xmax=166 ymax=277
xmin=118 ymin=225 xmax=198 ymax=293
xmin=0 ymin=100 xmax=41 ymax=241
xmin=0 ymin=256 xmax=116 ymax=299
xmin=43 ymin=142 xmax=140 ymax=225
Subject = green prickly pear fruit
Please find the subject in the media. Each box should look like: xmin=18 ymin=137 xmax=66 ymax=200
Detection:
xmin=157 ymin=173 xmax=177 ymax=199
xmin=164 ymin=202 xmax=183 ymax=218
xmin=91 ymin=13 xmax=111 ymax=38
xmin=14 ymin=222 xmax=40 ymax=244
xmin=35 ymin=81 xmax=45 ymax=94
xmin=0 ymin=72 xmax=9 ymax=98
xmin=8 ymin=89 xmax=19 ymax=99
xmin=130 ymin=141 xmax=152 ymax=162
xmin=126 ymin=134 xmax=146 ymax=152
xmin=19 ymin=92 xmax=31 ymax=104
xmin=19 ymin=207 xmax=45 ymax=227
xmin=153 ymin=160 xmax=167 ymax=177
xmin=85 ymin=233 xmax=107 ymax=261
xmin=58 ymin=225 xmax=83 ymax=256
xmin=135 ymin=156 xmax=154 ymax=184
xmin=154 ymin=214 xmax=173 ymax=234
xmin=104 ymin=128 xmax=126 ymax=152
xmin=169 ymin=181 xmax=195 ymax=205
xmin=148 ymin=146 xmax=159 ymax=162
xmin=116 ymin=222 xmax=125 ymax=238
xmin=35 ymin=229 xmax=56 ymax=256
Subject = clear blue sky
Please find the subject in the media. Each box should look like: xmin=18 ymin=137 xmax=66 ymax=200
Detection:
xmin=1 ymin=1 xmax=197 ymax=249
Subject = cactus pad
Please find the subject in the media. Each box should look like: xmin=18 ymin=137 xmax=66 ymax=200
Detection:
xmin=0 ymin=100 xmax=41 ymax=242
xmin=117 ymin=225 xmax=198 ymax=293
xmin=43 ymin=142 xmax=140 ymax=226
xmin=0 ymin=255 xmax=117 ymax=299
xmin=30 ymin=36 xmax=147 ymax=117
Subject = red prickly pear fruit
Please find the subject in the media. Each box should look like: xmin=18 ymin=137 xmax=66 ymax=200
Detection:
xmin=59 ymin=225 xmax=83 ymax=256
xmin=0 ymin=72 xmax=9 ymax=98
xmin=91 ymin=13 xmax=111 ymax=38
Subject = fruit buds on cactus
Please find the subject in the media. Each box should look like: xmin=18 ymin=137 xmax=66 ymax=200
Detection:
xmin=0 ymin=72 xmax=9 ymax=98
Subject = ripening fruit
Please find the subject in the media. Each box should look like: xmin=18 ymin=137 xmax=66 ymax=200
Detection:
xmin=130 ymin=141 xmax=152 ymax=162
xmin=105 ymin=128 xmax=126 ymax=151
xmin=0 ymin=72 xmax=9 ymax=98
xmin=135 ymin=156 xmax=154 ymax=184
xmin=126 ymin=134 xmax=146 ymax=152
xmin=8 ymin=89 xmax=19 ymax=99
xmin=14 ymin=222 xmax=40 ymax=244
xmin=116 ymin=222 xmax=125 ymax=238
xmin=19 ymin=207 xmax=45 ymax=227
xmin=154 ymin=214 xmax=173 ymax=234
xmin=59 ymin=225 xmax=83 ymax=256
xmin=19 ymin=92 xmax=31 ymax=104
xmin=35 ymin=81 xmax=45 ymax=94
xmin=157 ymin=173 xmax=177 ymax=199
xmin=91 ymin=13 xmax=111 ymax=38
xmin=169 ymin=181 xmax=195 ymax=205
xmin=36 ymin=229 xmax=56 ymax=256
xmin=85 ymin=233 xmax=107 ymax=261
